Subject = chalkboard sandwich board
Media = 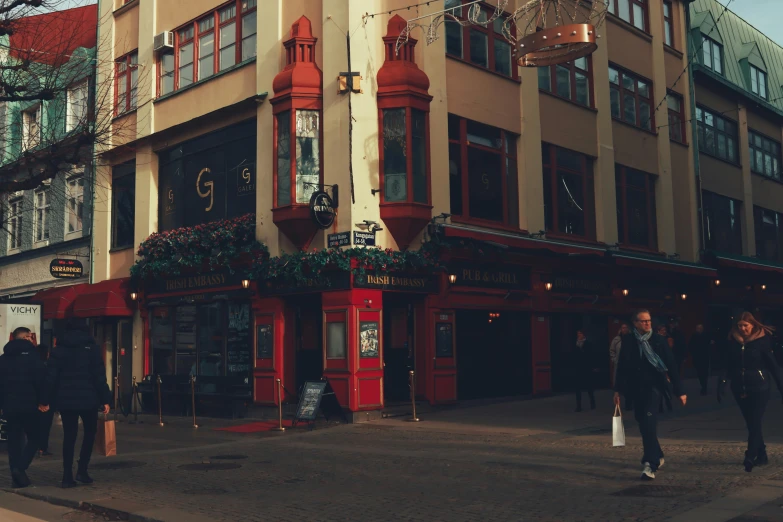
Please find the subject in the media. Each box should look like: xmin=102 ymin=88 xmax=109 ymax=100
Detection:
xmin=293 ymin=379 xmax=347 ymax=427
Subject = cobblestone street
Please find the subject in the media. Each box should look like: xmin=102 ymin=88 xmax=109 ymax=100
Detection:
xmin=3 ymin=379 xmax=783 ymax=521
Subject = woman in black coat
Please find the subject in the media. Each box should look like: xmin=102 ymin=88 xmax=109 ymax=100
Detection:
xmin=718 ymin=312 xmax=783 ymax=472
xmin=40 ymin=322 xmax=111 ymax=488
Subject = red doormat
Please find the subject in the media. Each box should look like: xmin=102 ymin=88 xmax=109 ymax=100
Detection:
xmin=213 ymin=420 xmax=294 ymax=433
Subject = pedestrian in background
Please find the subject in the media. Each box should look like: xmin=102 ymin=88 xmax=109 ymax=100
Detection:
xmin=668 ymin=319 xmax=687 ymax=378
xmin=690 ymin=324 xmax=714 ymax=396
xmin=0 ymin=327 xmax=47 ymax=488
xmin=718 ymin=312 xmax=783 ymax=472
xmin=610 ymin=324 xmax=633 ymax=411
xmin=574 ymin=330 xmax=598 ymax=412
xmin=37 ymin=343 xmax=55 ymax=457
xmin=40 ymin=321 xmax=111 ymax=489
xmin=615 ymin=310 xmax=686 ymax=481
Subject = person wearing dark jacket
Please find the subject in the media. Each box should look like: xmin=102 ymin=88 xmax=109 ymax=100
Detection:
xmin=37 ymin=344 xmax=55 ymax=457
xmin=615 ymin=310 xmax=687 ymax=481
xmin=40 ymin=323 xmax=111 ymax=489
xmin=574 ymin=330 xmax=598 ymax=412
xmin=0 ymin=327 xmax=47 ymax=488
xmin=718 ymin=312 xmax=783 ymax=472
xmin=689 ymin=325 xmax=713 ymax=395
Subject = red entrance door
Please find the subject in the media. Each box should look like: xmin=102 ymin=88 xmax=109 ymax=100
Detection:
xmin=431 ymin=310 xmax=457 ymax=403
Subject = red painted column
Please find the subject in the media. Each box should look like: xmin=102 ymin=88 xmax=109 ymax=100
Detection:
xmin=252 ymin=297 xmax=286 ymax=405
xmin=322 ymin=289 xmax=383 ymax=413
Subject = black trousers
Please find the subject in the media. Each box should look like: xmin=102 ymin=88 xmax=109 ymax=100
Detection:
xmin=39 ymin=409 xmax=55 ymax=452
xmin=5 ymin=412 xmax=39 ymax=473
xmin=60 ymin=410 xmax=98 ymax=477
xmin=633 ymin=388 xmax=663 ymax=471
xmin=695 ymin=361 xmax=710 ymax=393
xmin=733 ymin=387 xmax=770 ymax=461
xmin=575 ymin=381 xmax=595 ymax=409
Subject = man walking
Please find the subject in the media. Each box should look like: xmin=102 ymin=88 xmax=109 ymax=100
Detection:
xmin=0 ymin=327 xmax=47 ymax=488
xmin=689 ymin=324 xmax=713 ymax=396
xmin=614 ymin=310 xmax=687 ymax=480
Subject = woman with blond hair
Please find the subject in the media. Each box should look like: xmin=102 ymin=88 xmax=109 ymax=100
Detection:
xmin=718 ymin=312 xmax=783 ymax=472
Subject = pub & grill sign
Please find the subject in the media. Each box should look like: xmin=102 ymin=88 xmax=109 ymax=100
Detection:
xmin=49 ymin=259 xmax=84 ymax=279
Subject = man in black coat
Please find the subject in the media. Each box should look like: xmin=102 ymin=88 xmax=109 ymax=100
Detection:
xmin=40 ymin=322 xmax=111 ymax=489
xmin=689 ymin=324 xmax=713 ymax=396
xmin=615 ymin=310 xmax=687 ymax=481
xmin=0 ymin=327 xmax=47 ymax=488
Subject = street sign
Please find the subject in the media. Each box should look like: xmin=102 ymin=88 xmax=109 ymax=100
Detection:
xmin=353 ymin=231 xmax=376 ymax=246
xmin=327 ymin=232 xmax=350 ymax=248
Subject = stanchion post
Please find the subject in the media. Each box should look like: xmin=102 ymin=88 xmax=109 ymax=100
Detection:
xmin=157 ymin=375 xmax=164 ymax=427
xmin=191 ymin=375 xmax=199 ymax=429
xmin=130 ymin=376 xmax=138 ymax=424
xmin=407 ymin=370 xmax=420 ymax=422
xmin=113 ymin=375 xmax=119 ymax=422
xmin=271 ymin=378 xmax=286 ymax=432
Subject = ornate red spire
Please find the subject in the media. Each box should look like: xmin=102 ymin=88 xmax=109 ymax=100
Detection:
xmin=272 ymin=16 xmax=322 ymax=101
xmin=377 ymin=15 xmax=431 ymax=99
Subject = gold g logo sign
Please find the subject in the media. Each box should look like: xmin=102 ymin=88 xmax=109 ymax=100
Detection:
xmin=168 ymin=190 xmax=174 ymax=203
xmin=196 ymin=168 xmax=214 ymax=212
xmin=481 ymin=172 xmax=489 ymax=190
xmin=242 ymin=167 xmax=251 ymax=184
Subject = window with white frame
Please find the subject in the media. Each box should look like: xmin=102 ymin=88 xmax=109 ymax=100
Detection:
xmin=23 ymin=105 xmax=41 ymax=150
xmin=7 ymin=194 xmax=22 ymax=251
xmin=34 ymin=187 xmax=50 ymax=243
xmin=702 ymin=36 xmax=723 ymax=75
xmin=750 ymin=65 xmax=767 ymax=99
xmin=66 ymin=174 xmax=84 ymax=235
xmin=67 ymin=80 xmax=89 ymax=132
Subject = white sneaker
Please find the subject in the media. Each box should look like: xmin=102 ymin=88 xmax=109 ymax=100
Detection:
xmin=641 ymin=462 xmax=655 ymax=480
xmin=659 ymin=458 xmax=665 ymax=470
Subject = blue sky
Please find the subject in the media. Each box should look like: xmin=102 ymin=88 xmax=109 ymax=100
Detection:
xmin=721 ymin=0 xmax=783 ymax=46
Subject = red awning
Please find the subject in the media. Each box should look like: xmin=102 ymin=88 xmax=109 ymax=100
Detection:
xmin=611 ymin=253 xmax=718 ymax=277
xmin=440 ymin=224 xmax=606 ymax=257
xmin=712 ymin=255 xmax=783 ymax=275
xmin=33 ymin=284 xmax=87 ymax=319
xmin=72 ymin=278 xmax=134 ymax=318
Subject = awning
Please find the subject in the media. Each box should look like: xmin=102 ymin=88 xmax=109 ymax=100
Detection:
xmin=72 ymin=278 xmax=134 ymax=318
xmin=709 ymin=253 xmax=783 ymax=275
xmin=32 ymin=284 xmax=87 ymax=319
xmin=436 ymin=223 xmax=606 ymax=257
xmin=609 ymin=251 xmax=718 ymax=277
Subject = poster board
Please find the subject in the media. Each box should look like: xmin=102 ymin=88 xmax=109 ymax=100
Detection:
xmin=226 ymin=303 xmax=251 ymax=376
xmin=0 ymin=301 xmax=43 ymax=353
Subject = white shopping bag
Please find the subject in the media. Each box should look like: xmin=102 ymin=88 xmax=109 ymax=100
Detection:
xmin=612 ymin=404 xmax=625 ymax=447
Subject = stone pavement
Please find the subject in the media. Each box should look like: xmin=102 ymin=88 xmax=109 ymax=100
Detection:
xmin=2 ymin=378 xmax=783 ymax=521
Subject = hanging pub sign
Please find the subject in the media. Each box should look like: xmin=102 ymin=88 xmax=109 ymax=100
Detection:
xmin=310 ymin=190 xmax=335 ymax=229
xmin=49 ymin=259 xmax=84 ymax=279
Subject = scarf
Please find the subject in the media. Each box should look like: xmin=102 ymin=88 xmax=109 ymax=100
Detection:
xmin=634 ymin=329 xmax=668 ymax=373
xmin=576 ymin=339 xmax=586 ymax=349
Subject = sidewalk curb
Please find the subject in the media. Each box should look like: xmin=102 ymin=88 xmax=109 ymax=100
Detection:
xmin=1 ymin=487 xmax=210 ymax=522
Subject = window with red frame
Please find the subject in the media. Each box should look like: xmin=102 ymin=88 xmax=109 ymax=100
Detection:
xmin=159 ymin=0 xmax=257 ymax=96
xmin=607 ymin=0 xmax=648 ymax=32
xmin=115 ymin=51 xmax=138 ymax=116
xmin=542 ymin=143 xmax=595 ymax=239
xmin=381 ymin=108 xmax=428 ymax=204
xmin=663 ymin=1 xmax=674 ymax=47
xmin=444 ymin=0 xmax=516 ymax=79
xmin=667 ymin=92 xmax=685 ymax=144
xmin=448 ymin=114 xmax=518 ymax=226
xmin=615 ymin=165 xmax=658 ymax=250
xmin=538 ymin=57 xmax=592 ymax=107
xmin=609 ymin=65 xmax=653 ymax=131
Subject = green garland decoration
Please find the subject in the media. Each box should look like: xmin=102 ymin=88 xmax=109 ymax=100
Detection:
xmin=130 ymin=213 xmax=269 ymax=284
xmin=256 ymin=242 xmax=443 ymax=287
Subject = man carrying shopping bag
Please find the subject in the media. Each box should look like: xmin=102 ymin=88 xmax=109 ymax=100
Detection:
xmin=613 ymin=404 xmax=625 ymax=447
xmin=614 ymin=310 xmax=686 ymax=481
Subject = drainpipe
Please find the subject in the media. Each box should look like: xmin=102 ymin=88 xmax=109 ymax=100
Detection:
xmin=684 ymin=0 xmax=706 ymax=258
xmin=89 ymin=0 xmax=101 ymax=286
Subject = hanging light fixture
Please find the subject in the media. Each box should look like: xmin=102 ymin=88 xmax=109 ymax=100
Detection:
xmin=448 ymin=274 xmax=457 ymax=284
xmin=130 ymin=292 xmax=138 ymax=301
xmin=714 ymin=279 xmax=721 ymax=287
xmin=545 ymin=282 xmax=553 ymax=291
xmin=242 ymin=279 xmax=251 ymax=289
xmin=622 ymin=289 xmax=629 ymax=297
xmin=680 ymin=293 xmax=687 ymax=301
xmin=762 ymin=284 xmax=767 ymax=291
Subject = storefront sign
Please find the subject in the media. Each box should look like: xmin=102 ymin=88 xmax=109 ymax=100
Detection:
xmin=49 ymin=259 xmax=83 ymax=279
xmin=310 ymin=190 xmax=335 ymax=229
xmin=328 ymin=232 xmax=351 ymax=248
xmin=552 ymin=275 xmax=611 ymax=295
xmin=148 ymin=271 xmax=245 ymax=295
xmin=353 ymin=231 xmax=376 ymax=246
xmin=450 ymin=263 xmax=530 ymax=290
xmin=263 ymin=272 xmax=351 ymax=296
xmin=226 ymin=304 xmax=251 ymax=375
xmin=354 ymin=272 xmax=439 ymax=293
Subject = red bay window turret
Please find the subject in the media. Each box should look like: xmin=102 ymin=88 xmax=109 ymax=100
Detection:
xmin=271 ymin=16 xmax=323 ymax=250
xmin=377 ymin=15 xmax=433 ymax=250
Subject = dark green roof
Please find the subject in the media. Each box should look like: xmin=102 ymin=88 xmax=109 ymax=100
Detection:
xmin=690 ymin=0 xmax=783 ymax=112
